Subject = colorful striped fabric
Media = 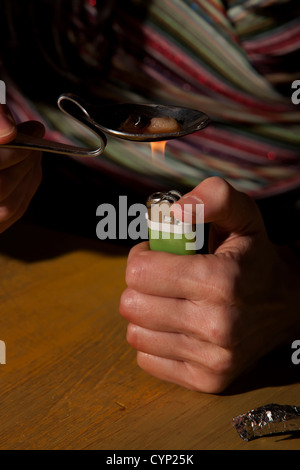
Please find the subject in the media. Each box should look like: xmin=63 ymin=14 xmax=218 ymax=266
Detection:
xmin=6 ymin=0 xmax=300 ymax=198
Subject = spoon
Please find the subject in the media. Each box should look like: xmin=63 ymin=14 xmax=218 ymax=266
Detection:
xmin=0 ymin=93 xmax=210 ymax=157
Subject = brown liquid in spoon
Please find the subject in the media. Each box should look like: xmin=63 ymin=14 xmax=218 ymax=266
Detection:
xmin=119 ymin=115 xmax=182 ymax=134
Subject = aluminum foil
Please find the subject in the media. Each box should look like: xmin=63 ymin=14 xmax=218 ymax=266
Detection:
xmin=232 ymin=403 xmax=300 ymax=441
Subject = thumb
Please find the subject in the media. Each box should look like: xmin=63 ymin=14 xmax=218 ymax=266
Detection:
xmin=172 ymin=176 xmax=265 ymax=237
xmin=0 ymin=105 xmax=17 ymax=144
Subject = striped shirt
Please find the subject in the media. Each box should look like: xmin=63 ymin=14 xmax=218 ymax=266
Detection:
xmin=5 ymin=0 xmax=300 ymax=198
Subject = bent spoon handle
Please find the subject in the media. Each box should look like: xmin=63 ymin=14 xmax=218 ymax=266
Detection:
xmin=0 ymin=94 xmax=107 ymax=157
xmin=1 ymin=130 xmax=105 ymax=158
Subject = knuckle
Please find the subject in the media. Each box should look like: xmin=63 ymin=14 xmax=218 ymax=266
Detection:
xmin=126 ymin=323 xmax=140 ymax=350
xmin=207 ymin=305 xmax=239 ymax=349
xmin=125 ymin=255 xmax=146 ymax=288
xmin=213 ymin=257 xmax=241 ymax=303
xmin=0 ymin=204 xmax=13 ymax=223
xmin=125 ymin=261 xmax=138 ymax=287
xmin=183 ymin=362 xmax=232 ymax=394
xmin=202 ymin=376 xmax=232 ymax=394
xmin=205 ymin=176 xmax=232 ymax=203
xmin=209 ymin=348 xmax=235 ymax=375
xmin=119 ymin=288 xmax=137 ymax=317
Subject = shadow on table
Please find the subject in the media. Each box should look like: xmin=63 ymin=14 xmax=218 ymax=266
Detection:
xmin=224 ymin=345 xmax=300 ymax=396
xmin=0 ymin=218 xmax=133 ymax=262
xmin=0 ymin=153 xmax=157 ymax=262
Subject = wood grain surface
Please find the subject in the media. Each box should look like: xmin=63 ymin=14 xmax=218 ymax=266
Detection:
xmin=0 ymin=221 xmax=299 ymax=450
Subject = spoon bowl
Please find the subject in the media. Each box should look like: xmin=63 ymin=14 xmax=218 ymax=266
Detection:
xmin=0 ymin=93 xmax=210 ymax=157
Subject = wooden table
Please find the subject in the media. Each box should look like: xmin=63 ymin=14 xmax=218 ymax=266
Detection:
xmin=0 ymin=220 xmax=299 ymax=450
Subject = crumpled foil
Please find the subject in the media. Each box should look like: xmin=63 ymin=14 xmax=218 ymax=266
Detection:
xmin=232 ymin=403 xmax=300 ymax=441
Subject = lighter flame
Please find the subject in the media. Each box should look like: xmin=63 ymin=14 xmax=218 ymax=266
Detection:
xmin=150 ymin=141 xmax=167 ymax=162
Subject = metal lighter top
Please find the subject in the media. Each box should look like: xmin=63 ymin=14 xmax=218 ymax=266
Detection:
xmin=146 ymin=190 xmax=196 ymax=255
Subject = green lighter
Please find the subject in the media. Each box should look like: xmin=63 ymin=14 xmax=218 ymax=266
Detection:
xmin=146 ymin=190 xmax=196 ymax=255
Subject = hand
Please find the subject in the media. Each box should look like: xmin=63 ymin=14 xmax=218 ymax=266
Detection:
xmin=120 ymin=177 xmax=300 ymax=393
xmin=0 ymin=105 xmax=44 ymax=233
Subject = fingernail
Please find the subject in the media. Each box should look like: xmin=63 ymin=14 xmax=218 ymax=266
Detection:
xmin=172 ymin=196 xmax=204 ymax=223
xmin=180 ymin=195 xmax=203 ymax=212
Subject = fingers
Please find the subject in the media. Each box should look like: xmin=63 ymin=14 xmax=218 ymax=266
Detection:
xmin=0 ymin=117 xmax=44 ymax=232
xmin=129 ymin=255 xmax=212 ymax=300
xmin=0 ymin=157 xmax=42 ymax=233
xmin=120 ymin=288 xmax=209 ymax=339
xmin=121 ymin=291 xmax=239 ymax=393
xmin=172 ymin=176 xmax=264 ymax=235
xmin=125 ymin=242 xmax=237 ymax=301
xmin=0 ymin=121 xmax=45 ymax=170
xmin=136 ymin=352 xmax=233 ymax=394
xmin=127 ymin=323 xmax=234 ymax=371
xmin=17 ymin=120 xmax=45 ymax=138
xmin=120 ymin=287 xmax=239 ymax=347
xmin=0 ymin=152 xmax=41 ymax=202
xmin=126 ymin=242 xmax=208 ymax=299
xmin=0 ymin=105 xmax=17 ymax=144
xmin=120 ymin=288 xmax=194 ymax=334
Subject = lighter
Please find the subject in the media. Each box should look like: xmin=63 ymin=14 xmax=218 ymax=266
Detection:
xmin=146 ymin=191 xmax=196 ymax=255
